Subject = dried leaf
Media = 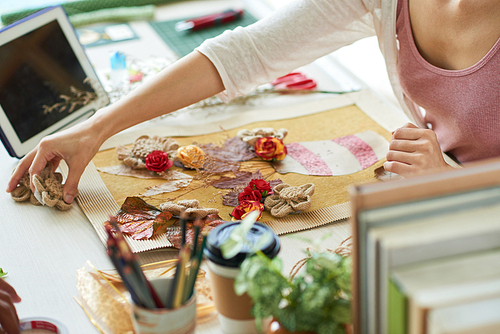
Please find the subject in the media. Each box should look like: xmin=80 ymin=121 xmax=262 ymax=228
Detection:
xmin=212 ymin=171 xmax=263 ymax=189
xmin=270 ymin=179 xmax=284 ymax=189
xmin=152 ymin=211 xmax=174 ymax=233
xmin=116 ymin=197 xmax=160 ymax=222
xmin=202 ymin=156 xmax=240 ymax=173
xmin=142 ymin=177 xmax=192 ymax=196
xmin=222 ymin=190 xmax=240 ymax=206
xmin=110 ymin=197 xmax=174 ymax=240
xmin=97 ymin=164 xmax=193 ymax=183
xmin=198 ymin=137 xmax=256 ymax=162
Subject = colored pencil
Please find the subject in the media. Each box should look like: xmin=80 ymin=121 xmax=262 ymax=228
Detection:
xmin=106 ymin=215 xmax=207 ymax=310
xmin=190 ymin=218 xmax=202 ymax=260
xmin=172 ymin=246 xmax=190 ymax=308
xmin=179 ymin=210 xmax=188 ymax=246
xmin=184 ymin=230 xmax=208 ymax=303
xmin=106 ymin=217 xmax=161 ymax=309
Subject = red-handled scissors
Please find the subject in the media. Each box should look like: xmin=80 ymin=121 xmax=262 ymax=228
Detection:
xmin=271 ymin=72 xmax=317 ymax=90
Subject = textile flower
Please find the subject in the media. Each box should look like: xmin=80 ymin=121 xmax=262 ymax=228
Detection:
xmin=116 ymin=135 xmax=179 ymax=170
xmin=238 ymin=188 xmax=262 ymax=203
xmin=145 ymin=150 xmax=173 ymax=173
xmin=230 ymin=200 xmax=264 ymax=221
xmin=247 ymin=179 xmax=272 ymax=197
xmin=264 ymin=183 xmax=315 ymax=218
xmin=254 ymin=137 xmax=287 ymax=162
xmin=177 ymin=145 xmax=206 ymax=169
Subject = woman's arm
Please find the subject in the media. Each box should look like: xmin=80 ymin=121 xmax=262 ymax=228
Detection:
xmin=7 ymin=0 xmax=376 ymax=202
xmin=7 ymin=51 xmax=224 ymax=204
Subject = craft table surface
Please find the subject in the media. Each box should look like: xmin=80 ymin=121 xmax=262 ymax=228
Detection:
xmin=0 ymin=0 xmax=410 ymax=333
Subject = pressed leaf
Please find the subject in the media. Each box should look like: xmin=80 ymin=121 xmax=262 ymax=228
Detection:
xmin=116 ymin=197 xmax=160 ymax=222
xmin=198 ymin=136 xmax=256 ymax=162
xmin=108 ymin=197 xmax=173 ymax=240
xmin=212 ymin=171 xmax=263 ymax=189
xmin=152 ymin=211 xmax=174 ymax=233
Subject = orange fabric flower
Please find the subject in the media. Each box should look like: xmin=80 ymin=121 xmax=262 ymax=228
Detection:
xmin=177 ymin=145 xmax=206 ymax=169
xmin=254 ymin=137 xmax=287 ymax=161
xmin=230 ymin=200 xmax=264 ymax=221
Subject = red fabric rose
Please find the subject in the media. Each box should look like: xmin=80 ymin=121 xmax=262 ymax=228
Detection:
xmin=145 ymin=150 xmax=173 ymax=173
xmin=247 ymin=179 xmax=272 ymax=197
xmin=254 ymin=137 xmax=287 ymax=161
xmin=238 ymin=188 xmax=262 ymax=203
xmin=230 ymin=200 xmax=264 ymax=221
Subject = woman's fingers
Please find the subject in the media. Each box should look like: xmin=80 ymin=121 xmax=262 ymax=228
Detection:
xmin=62 ymin=164 xmax=86 ymax=204
xmin=388 ymin=139 xmax=416 ymax=153
xmin=0 ymin=280 xmax=20 ymax=334
xmin=0 ymin=280 xmax=20 ymax=303
xmin=383 ymin=160 xmax=416 ymax=176
xmin=386 ymin=150 xmax=422 ymax=166
xmin=6 ymin=149 xmax=37 ymax=193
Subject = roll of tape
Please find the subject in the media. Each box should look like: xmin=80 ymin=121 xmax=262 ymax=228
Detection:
xmin=19 ymin=318 xmax=68 ymax=334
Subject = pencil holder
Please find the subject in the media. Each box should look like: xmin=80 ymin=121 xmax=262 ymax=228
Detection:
xmin=128 ymin=278 xmax=196 ymax=334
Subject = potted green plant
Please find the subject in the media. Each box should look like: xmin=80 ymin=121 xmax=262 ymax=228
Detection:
xmin=220 ymin=213 xmax=352 ymax=334
xmin=233 ymin=246 xmax=352 ymax=334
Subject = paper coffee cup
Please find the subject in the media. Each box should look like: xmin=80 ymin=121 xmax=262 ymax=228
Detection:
xmin=204 ymin=222 xmax=280 ymax=334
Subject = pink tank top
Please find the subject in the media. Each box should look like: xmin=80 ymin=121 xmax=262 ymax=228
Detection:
xmin=396 ymin=0 xmax=500 ymax=163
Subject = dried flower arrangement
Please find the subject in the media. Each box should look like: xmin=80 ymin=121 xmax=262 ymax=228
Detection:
xmin=96 ymin=127 xmax=316 ymax=243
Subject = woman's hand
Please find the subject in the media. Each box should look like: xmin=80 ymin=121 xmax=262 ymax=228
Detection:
xmin=6 ymin=118 xmax=104 ymax=204
xmin=384 ymin=123 xmax=451 ymax=177
xmin=0 ymin=279 xmax=21 ymax=334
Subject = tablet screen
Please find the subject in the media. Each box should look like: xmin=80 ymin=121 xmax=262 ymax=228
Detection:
xmin=0 ymin=6 xmax=109 ymax=158
xmin=0 ymin=20 xmax=93 ymax=143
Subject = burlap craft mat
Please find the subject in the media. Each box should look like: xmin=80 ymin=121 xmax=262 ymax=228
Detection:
xmin=86 ymin=104 xmax=390 ymax=252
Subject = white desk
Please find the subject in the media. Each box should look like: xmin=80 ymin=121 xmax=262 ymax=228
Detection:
xmin=0 ymin=1 xmax=407 ymax=332
xmin=0 ymin=141 xmax=351 ymax=333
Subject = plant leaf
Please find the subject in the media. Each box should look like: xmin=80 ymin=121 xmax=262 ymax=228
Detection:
xmin=220 ymin=210 xmax=259 ymax=259
xmin=0 ymin=268 xmax=7 ymax=278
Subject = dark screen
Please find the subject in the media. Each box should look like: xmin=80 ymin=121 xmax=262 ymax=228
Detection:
xmin=0 ymin=20 xmax=94 ymax=143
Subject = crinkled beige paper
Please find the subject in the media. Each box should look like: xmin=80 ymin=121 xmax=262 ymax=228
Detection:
xmin=75 ymin=261 xmax=216 ymax=334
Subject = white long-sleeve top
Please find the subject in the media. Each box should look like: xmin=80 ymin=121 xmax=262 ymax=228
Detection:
xmin=196 ymin=0 xmax=426 ymax=127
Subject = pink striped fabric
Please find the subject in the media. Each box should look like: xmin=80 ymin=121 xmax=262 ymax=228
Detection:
xmin=286 ymin=142 xmax=332 ymax=175
xmin=332 ymin=135 xmax=378 ymax=169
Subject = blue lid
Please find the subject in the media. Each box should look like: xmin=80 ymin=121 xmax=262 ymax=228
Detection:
xmin=204 ymin=222 xmax=280 ymax=268
xmin=110 ymin=51 xmax=126 ymax=70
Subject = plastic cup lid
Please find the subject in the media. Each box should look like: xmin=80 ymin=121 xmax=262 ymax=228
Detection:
xmin=204 ymin=222 xmax=280 ymax=268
